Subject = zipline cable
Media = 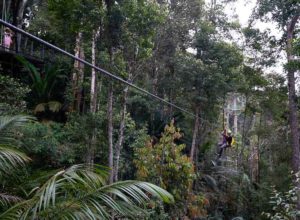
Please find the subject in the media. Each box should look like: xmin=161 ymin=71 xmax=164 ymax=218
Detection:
xmin=0 ymin=19 xmax=196 ymax=118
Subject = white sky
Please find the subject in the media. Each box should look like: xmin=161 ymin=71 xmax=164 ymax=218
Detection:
xmin=187 ymin=0 xmax=285 ymax=73
xmin=228 ymin=0 xmax=255 ymax=26
xmin=226 ymin=0 xmax=282 ymax=37
xmin=224 ymin=0 xmax=284 ymax=73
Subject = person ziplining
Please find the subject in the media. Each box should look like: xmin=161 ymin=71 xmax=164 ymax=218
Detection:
xmin=217 ymin=129 xmax=234 ymax=159
xmin=212 ymin=128 xmax=235 ymax=166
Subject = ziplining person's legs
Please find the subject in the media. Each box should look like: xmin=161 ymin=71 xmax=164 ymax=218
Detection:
xmin=218 ymin=143 xmax=228 ymax=159
xmin=212 ymin=141 xmax=227 ymax=166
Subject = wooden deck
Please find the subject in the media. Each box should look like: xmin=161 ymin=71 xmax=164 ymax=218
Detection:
xmin=0 ymin=27 xmax=62 ymax=75
xmin=0 ymin=29 xmax=52 ymax=75
xmin=0 ymin=45 xmax=44 ymax=65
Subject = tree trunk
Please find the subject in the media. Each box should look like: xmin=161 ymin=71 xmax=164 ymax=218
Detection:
xmin=168 ymin=88 xmax=173 ymax=118
xmin=105 ymin=0 xmax=115 ymax=183
xmin=76 ymin=47 xmax=85 ymax=112
xmin=286 ymin=14 xmax=300 ymax=173
xmin=72 ymin=32 xmax=81 ymax=109
xmin=86 ymin=128 xmax=96 ymax=165
xmin=86 ymin=28 xmax=101 ymax=165
xmin=107 ymin=83 xmax=114 ymax=184
xmin=113 ymin=86 xmax=129 ymax=182
xmin=12 ymin=0 xmax=28 ymax=52
xmin=72 ymin=32 xmax=85 ymax=112
xmin=239 ymin=95 xmax=248 ymax=169
xmin=233 ymin=95 xmax=238 ymax=135
xmin=5 ymin=0 xmax=12 ymax=21
xmin=90 ymin=28 xmax=101 ymax=113
xmin=150 ymin=63 xmax=158 ymax=132
xmin=286 ymin=14 xmax=300 ymax=214
xmin=113 ymin=73 xmax=132 ymax=182
xmin=190 ymin=106 xmax=200 ymax=161
xmin=257 ymin=113 xmax=262 ymax=183
xmin=16 ymin=0 xmax=27 ymax=48
xmin=249 ymin=114 xmax=259 ymax=183
xmin=96 ymin=79 xmax=102 ymax=112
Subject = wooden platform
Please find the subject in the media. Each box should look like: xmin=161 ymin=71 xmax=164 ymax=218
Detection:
xmin=0 ymin=45 xmax=44 ymax=65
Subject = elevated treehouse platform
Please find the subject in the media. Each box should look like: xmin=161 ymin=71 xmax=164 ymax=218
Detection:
xmin=0 ymin=24 xmax=60 ymax=76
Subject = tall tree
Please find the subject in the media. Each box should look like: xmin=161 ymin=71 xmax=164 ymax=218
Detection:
xmin=112 ymin=0 xmax=163 ymax=182
xmin=11 ymin=0 xmax=28 ymax=51
xmin=255 ymin=0 xmax=300 ymax=174
xmin=104 ymin=0 xmax=118 ymax=183
xmin=72 ymin=31 xmax=85 ymax=112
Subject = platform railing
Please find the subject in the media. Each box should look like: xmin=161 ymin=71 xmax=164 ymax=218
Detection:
xmin=0 ymin=24 xmax=58 ymax=63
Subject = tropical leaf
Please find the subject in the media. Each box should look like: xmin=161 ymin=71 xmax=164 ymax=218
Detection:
xmin=34 ymin=101 xmax=62 ymax=114
xmin=16 ymin=56 xmax=65 ymax=103
xmin=47 ymin=101 xmax=62 ymax=112
xmin=0 ymin=115 xmax=33 ymax=133
xmin=0 ymin=145 xmax=31 ymax=172
xmin=0 ymin=164 xmax=174 ymax=220
xmin=16 ymin=56 xmax=43 ymax=97
xmin=43 ymin=65 xmax=65 ymax=98
xmin=33 ymin=103 xmax=46 ymax=114
xmin=0 ymin=193 xmax=23 ymax=207
xmin=202 ymin=174 xmax=218 ymax=192
xmin=0 ymin=115 xmax=35 ymax=145
xmin=0 ymin=115 xmax=33 ymax=175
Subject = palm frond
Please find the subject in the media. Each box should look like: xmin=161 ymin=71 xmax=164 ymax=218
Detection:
xmin=0 ymin=115 xmax=33 ymax=175
xmin=0 ymin=164 xmax=174 ymax=220
xmin=33 ymin=103 xmax=46 ymax=114
xmin=0 ymin=146 xmax=31 ymax=172
xmin=16 ymin=56 xmax=65 ymax=102
xmin=0 ymin=115 xmax=34 ymax=134
xmin=0 ymin=193 xmax=23 ymax=207
xmin=47 ymin=101 xmax=62 ymax=112
xmin=16 ymin=56 xmax=43 ymax=95
xmin=34 ymin=101 xmax=62 ymax=114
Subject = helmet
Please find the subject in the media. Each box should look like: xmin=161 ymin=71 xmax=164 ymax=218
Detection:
xmin=227 ymin=130 xmax=232 ymax=135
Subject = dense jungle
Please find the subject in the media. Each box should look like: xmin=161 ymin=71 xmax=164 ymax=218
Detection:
xmin=0 ymin=0 xmax=299 ymax=219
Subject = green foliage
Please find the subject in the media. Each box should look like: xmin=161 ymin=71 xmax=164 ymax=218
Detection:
xmin=0 ymin=193 xmax=22 ymax=209
xmin=196 ymin=24 xmax=244 ymax=80
xmin=254 ymin=0 xmax=299 ymax=28
xmin=116 ymin=117 xmax=148 ymax=180
xmin=285 ymin=60 xmax=300 ymax=73
xmin=293 ymin=38 xmax=300 ymax=56
xmin=120 ymin=0 xmax=164 ymax=61
xmin=135 ymin=121 xmax=194 ymax=197
xmin=242 ymin=27 xmax=278 ymax=66
xmin=0 ymin=114 xmax=33 ymax=208
xmin=0 ymin=75 xmax=30 ymax=114
xmin=134 ymin=121 xmax=198 ymax=217
xmin=20 ymin=111 xmax=108 ymax=166
xmin=48 ymin=0 xmax=98 ymax=33
xmin=174 ymin=53 xmax=226 ymax=108
xmin=2 ymin=0 xmax=297 ymax=218
xmin=0 ymin=164 xmax=174 ymax=220
xmin=21 ymin=121 xmax=75 ymax=166
xmin=262 ymin=172 xmax=300 ymax=220
xmin=62 ymin=112 xmax=106 ymax=163
xmin=16 ymin=56 xmax=65 ymax=114
xmin=0 ymin=115 xmax=33 ymax=171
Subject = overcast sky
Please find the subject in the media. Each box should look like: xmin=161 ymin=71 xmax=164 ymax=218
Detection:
xmin=225 ymin=0 xmax=284 ymax=73
xmin=228 ymin=0 xmax=255 ymax=26
xmin=226 ymin=0 xmax=282 ymax=35
xmin=187 ymin=0 xmax=284 ymax=73
xmin=224 ymin=1 xmax=281 ymax=44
